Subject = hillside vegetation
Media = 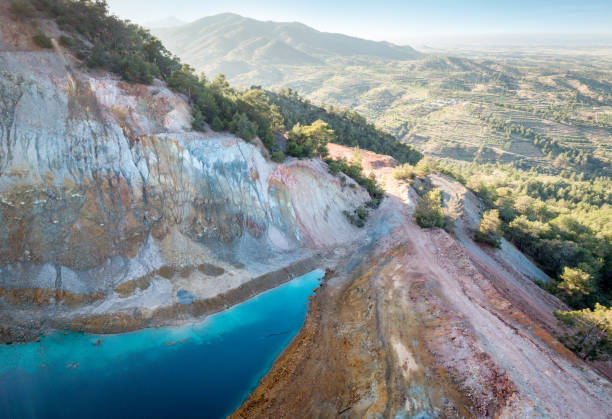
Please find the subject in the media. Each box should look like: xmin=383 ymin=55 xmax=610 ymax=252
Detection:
xmin=267 ymin=89 xmax=423 ymax=164
xmin=14 ymin=0 xmax=419 ymax=167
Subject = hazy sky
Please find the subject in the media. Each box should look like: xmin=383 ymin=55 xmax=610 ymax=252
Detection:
xmin=106 ymin=0 xmax=612 ymax=44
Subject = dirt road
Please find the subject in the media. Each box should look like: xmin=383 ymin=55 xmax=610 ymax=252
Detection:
xmin=234 ymin=145 xmax=611 ymax=418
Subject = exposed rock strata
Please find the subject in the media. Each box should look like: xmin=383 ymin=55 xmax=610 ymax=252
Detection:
xmin=234 ymin=145 xmax=612 ymax=418
xmin=0 ymin=20 xmax=368 ymax=341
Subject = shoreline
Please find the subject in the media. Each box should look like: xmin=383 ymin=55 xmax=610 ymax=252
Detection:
xmin=1 ymin=254 xmax=335 ymax=345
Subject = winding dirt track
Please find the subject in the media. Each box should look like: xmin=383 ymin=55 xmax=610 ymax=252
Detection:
xmin=234 ymin=145 xmax=611 ymax=418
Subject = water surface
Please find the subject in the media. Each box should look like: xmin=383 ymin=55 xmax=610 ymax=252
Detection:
xmin=0 ymin=269 xmax=324 ymax=419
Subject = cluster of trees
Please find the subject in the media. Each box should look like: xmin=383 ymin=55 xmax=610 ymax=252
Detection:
xmin=474 ymin=209 xmax=502 ymax=248
xmin=413 ymin=188 xmax=455 ymax=231
xmin=21 ymin=0 xmax=281 ymax=144
xmin=32 ymin=30 xmax=53 ymax=48
xmin=392 ymin=158 xmax=440 ymax=183
xmin=393 ymin=164 xmax=418 ymax=182
xmin=554 ymin=303 xmax=611 ymax=360
xmin=568 ymin=73 xmax=612 ymax=106
xmin=496 ymin=101 xmax=611 ymax=130
xmin=438 ymin=160 xmax=611 ymax=358
xmin=495 ymin=102 xmax=571 ymax=124
xmin=321 ymin=150 xmax=385 ymax=228
xmin=480 ymin=114 xmax=611 ymax=177
xmin=414 ymin=189 xmax=446 ymax=229
xmin=343 ymin=206 xmax=369 ymax=228
xmin=286 ymin=120 xmax=335 ymax=158
xmin=8 ymin=0 xmax=36 ymax=16
xmin=267 ymin=89 xmax=423 ymax=165
xmin=25 ymin=1 xmax=391 ymax=225
xmin=129 ymin=62 xmax=284 ymax=145
xmin=25 ymin=0 xmax=182 ymax=84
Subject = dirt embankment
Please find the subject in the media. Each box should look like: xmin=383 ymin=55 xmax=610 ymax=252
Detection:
xmin=234 ymin=144 xmax=612 ymax=418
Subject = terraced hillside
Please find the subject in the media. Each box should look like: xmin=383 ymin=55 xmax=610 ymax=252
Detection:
xmin=273 ymin=55 xmax=612 ymax=176
xmin=154 ymin=19 xmax=612 ymax=175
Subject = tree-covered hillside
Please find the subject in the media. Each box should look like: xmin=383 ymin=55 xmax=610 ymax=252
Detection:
xmin=267 ymin=89 xmax=423 ymax=164
xmin=13 ymin=0 xmax=419 ymax=165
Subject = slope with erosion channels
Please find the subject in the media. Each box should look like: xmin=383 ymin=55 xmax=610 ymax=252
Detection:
xmin=0 ymin=14 xmax=370 ymax=341
xmin=1 ymin=5 xmax=611 ymax=417
xmin=235 ymin=145 xmax=612 ymax=418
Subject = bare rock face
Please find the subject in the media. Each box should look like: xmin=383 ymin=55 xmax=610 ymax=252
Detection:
xmin=0 ymin=44 xmax=368 ymax=335
xmin=233 ymin=144 xmax=612 ymax=418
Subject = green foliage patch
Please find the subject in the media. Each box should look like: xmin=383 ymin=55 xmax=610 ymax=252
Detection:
xmin=32 ymin=30 xmax=53 ymax=48
xmin=267 ymin=89 xmax=423 ymax=165
xmin=414 ymin=188 xmax=453 ymax=230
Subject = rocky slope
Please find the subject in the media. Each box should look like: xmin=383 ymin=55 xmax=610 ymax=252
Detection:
xmin=234 ymin=145 xmax=612 ymax=418
xmin=0 ymin=13 xmax=369 ymax=341
xmin=1 ymin=8 xmax=611 ymax=418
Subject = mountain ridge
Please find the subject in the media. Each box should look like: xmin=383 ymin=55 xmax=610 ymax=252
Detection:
xmin=151 ymin=13 xmax=422 ymax=77
xmin=143 ymin=16 xmax=186 ymax=29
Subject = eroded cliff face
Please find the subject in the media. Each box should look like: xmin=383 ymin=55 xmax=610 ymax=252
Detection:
xmin=235 ymin=145 xmax=612 ymax=418
xmin=0 ymin=31 xmax=368 ymax=339
xmin=2 ymin=13 xmax=611 ymax=417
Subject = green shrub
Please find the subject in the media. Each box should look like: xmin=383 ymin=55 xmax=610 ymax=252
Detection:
xmin=55 ymin=15 xmax=68 ymax=25
xmin=534 ymin=278 xmax=558 ymax=294
xmin=228 ymin=112 xmax=257 ymax=141
xmin=393 ymin=163 xmax=416 ymax=181
xmin=474 ymin=209 xmax=502 ymax=248
xmin=355 ymin=206 xmax=369 ymax=220
xmin=87 ymin=43 xmax=109 ymax=68
xmin=9 ymin=0 xmax=34 ymax=17
xmin=32 ymin=30 xmax=53 ymax=49
xmin=557 ymin=267 xmax=595 ymax=308
xmin=117 ymin=54 xmax=155 ymax=84
xmin=192 ymin=108 xmax=207 ymax=132
xmin=287 ymin=120 xmax=334 ymax=158
xmin=210 ymin=117 xmax=225 ymax=132
xmin=554 ymin=303 xmax=612 ymax=360
xmin=58 ymin=35 xmax=73 ymax=47
xmin=343 ymin=210 xmax=365 ymax=228
xmin=415 ymin=157 xmax=437 ymax=177
xmin=266 ymin=89 xmax=423 ymax=165
xmin=271 ymin=151 xmax=286 ymax=163
xmin=262 ymin=131 xmax=275 ymax=150
xmin=414 ymin=189 xmax=450 ymax=229
xmin=324 ymin=157 xmax=384 ymax=207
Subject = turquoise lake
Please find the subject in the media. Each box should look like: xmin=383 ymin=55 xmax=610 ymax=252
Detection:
xmin=0 ymin=269 xmax=324 ymax=419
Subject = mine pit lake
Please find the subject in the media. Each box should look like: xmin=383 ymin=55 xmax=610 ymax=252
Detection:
xmin=0 ymin=269 xmax=324 ymax=419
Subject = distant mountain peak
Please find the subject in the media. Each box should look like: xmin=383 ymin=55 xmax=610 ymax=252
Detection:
xmin=144 ymin=16 xmax=187 ymax=29
xmin=151 ymin=13 xmax=423 ymax=79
